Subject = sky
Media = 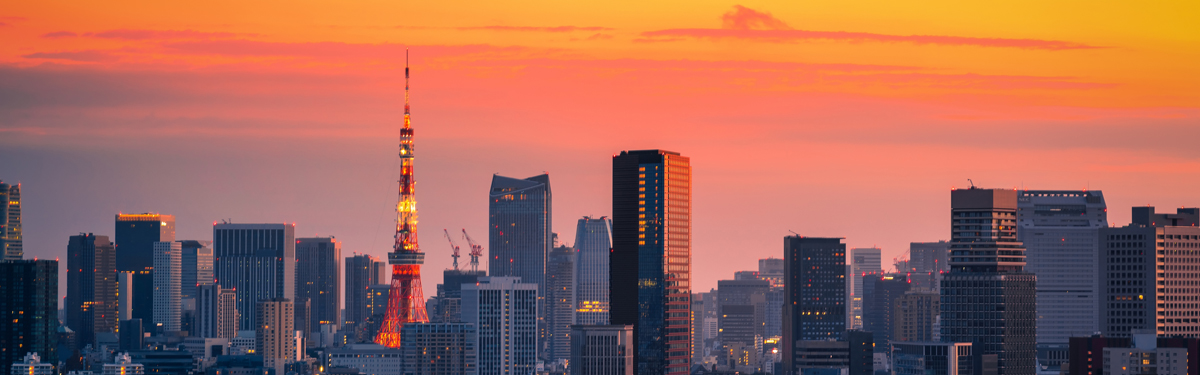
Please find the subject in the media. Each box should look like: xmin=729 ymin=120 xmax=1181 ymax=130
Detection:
xmin=2 ymin=1 xmax=1199 ymax=302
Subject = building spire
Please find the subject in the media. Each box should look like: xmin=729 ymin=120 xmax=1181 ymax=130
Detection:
xmin=404 ymin=48 xmax=411 ymax=130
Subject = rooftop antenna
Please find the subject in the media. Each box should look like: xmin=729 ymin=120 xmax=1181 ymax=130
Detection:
xmin=788 ymin=230 xmax=800 ymax=236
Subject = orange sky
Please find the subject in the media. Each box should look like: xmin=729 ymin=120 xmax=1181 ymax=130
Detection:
xmin=2 ymin=1 xmax=1199 ymax=297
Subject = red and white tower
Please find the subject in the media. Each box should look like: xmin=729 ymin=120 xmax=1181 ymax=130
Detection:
xmin=375 ymin=50 xmax=429 ymax=348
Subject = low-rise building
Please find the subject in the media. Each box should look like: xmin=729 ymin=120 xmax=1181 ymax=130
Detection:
xmin=102 ymin=353 xmax=145 ymax=375
xmin=10 ymin=353 xmax=54 ymax=375
xmin=891 ymin=342 xmax=972 ymax=375
xmin=324 ymin=344 xmax=402 ymax=375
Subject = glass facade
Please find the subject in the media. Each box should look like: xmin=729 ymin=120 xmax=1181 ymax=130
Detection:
xmin=115 ymin=213 xmax=176 ymax=331
xmin=488 ymin=174 xmax=552 ymax=295
xmin=0 ymin=181 xmax=22 ymax=261
xmin=66 ymin=234 xmax=117 ymax=350
xmin=783 ymin=236 xmax=847 ymax=373
xmin=463 ymin=277 xmax=538 ymax=375
xmin=212 ymin=223 xmax=296 ymax=330
xmin=179 ymin=240 xmax=213 ymax=300
xmin=296 ymin=237 xmax=342 ymax=332
xmin=574 ymin=216 xmax=612 ymax=325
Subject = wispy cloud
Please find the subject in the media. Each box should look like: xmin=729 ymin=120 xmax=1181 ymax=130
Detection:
xmin=455 ymin=25 xmax=612 ymax=32
xmin=88 ymin=29 xmax=243 ymax=40
xmin=22 ymin=50 xmax=119 ymax=62
xmin=41 ymin=31 xmax=78 ymax=38
xmin=159 ymin=40 xmax=532 ymax=60
xmin=642 ymin=5 xmax=1100 ymax=50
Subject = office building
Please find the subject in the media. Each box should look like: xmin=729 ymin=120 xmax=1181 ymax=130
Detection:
xmin=196 ymin=284 xmax=239 ymax=339
xmin=399 ymin=323 xmax=477 ymax=375
xmin=611 ymin=150 xmax=692 ymax=375
xmin=941 ymin=188 xmax=1037 ymax=375
xmin=893 ymin=293 xmax=940 ymax=343
xmin=179 ymin=240 xmax=214 ymax=300
xmin=783 ymin=236 xmax=846 ymax=373
xmin=434 ymin=269 xmax=485 ymax=324
xmin=1067 ymin=336 xmax=1131 ymax=375
xmin=690 ymin=294 xmax=704 ymax=364
xmin=66 ymin=233 xmax=118 ymax=349
xmin=570 ymin=325 xmax=633 ymax=375
xmin=850 ymin=247 xmax=882 ymax=330
xmin=574 ymin=216 xmax=612 ymax=326
xmin=213 ymin=223 xmax=296 ymax=329
xmin=791 ymin=333 xmax=874 ymax=375
xmin=863 ymin=273 xmax=910 ymax=349
xmin=125 ymin=350 xmax=194 ymax=375
xmin=847 ymin=330 xmax=874 ymax=375
xmin=488 ymin=174 xmax=552 ymax=296
xmin=892 ymin=342 xmax=973 ymax=375
xmin=546 ymin=244 xmax=576 ymax=362
xmin=119 ymin=319 xmax=144 ymax=352
xmin=1097 ymin=332 xmax=1198 ymax=375
xmin=1100 ymin=207 xmax=1200 ymax=338
xmin=153 ymin=241 xmax=182 ymax=333
xmin=255 ymin=299 xmax=294 ymax=374
xmin=345 ymin=254 xmax=385 ymax=328
xmin=116 ymin=213 xmax=176 ymax=331
xmin=759 ymin=258 xmax=785 ymax=288
xmin=10 ymin=353 xmax=53 ymax=375
xmin=907 ymin=241 xmax=950 ymax=274
xmin=0 ymin=259 xmax=58 ymax=375
xmin=295 ymin=237 xmax=341 ymax=334
xmin=118 ymin=271 xmax=133 ymax=321
xmin=325 ymin=344 xmax=403 ymax=375
xmin=463 ymin=277 xmax=537 ymax=375
xmin=765 ymin=287 xmax=784 ymax=340
xmin=102 ymin=352 xmax=145 ymax=375
xmin=0 ymin=181 xmax=22 ymax=261
xmin=717 ymin=279 xmax=769 ymax=348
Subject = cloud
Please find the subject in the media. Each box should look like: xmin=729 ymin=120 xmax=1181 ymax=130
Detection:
xmin=642 ymin=5 xmax=1100 ymax=50
xmin=87 ymin=29 xmax=242 ymax=40
xmin=22 ymin=51 xmax=119 ymax=62
xmin=42 ymin=31 xmax=78 ymax=38
xmin=455 ymin=25 xmax=612 ymax=32
xmin=722 ymin=5 xmax=791 ymax=30
xmin=585 ymin=33 xmax=613 ymax=41
xmin=159 ymin=40 xmax=536 ymax=61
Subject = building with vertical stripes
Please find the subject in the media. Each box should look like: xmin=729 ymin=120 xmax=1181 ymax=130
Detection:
xmin=213 ymin=223 xmax=295 ymax=330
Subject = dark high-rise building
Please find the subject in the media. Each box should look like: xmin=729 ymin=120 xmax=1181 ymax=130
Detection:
xmin=862 ymin=273 xmax=910 ymax=350
xmin=196 ymin=284 xmax=238 ymax=338
xmin=0 ymin=259 xmax=58 ymax=375
xmin=295 ymin=237 xmax=341 ymax=333
xmin=178 ymin=240 xmax=213 ymax=300
xmin=0 ymin=181 xmax=22 ymax=261
xmin=66 ymin=233 xmax=117 ymax=349
xmin=488 ymin=174 xmax=552 ymax=296
xmin=115 ymin=213 xmax=176 ymax=331
xmin=1100 ymin=206 xmax=1200 ymax=337
xmin=574 ymin=216 xmax=612 ymax=326
xmin=907 ymin=241 xmax=950 ymax=274
xmin=570 ymin=325 xmax=634 ymax=375
xmin=212 ymin=223 xmax=296 ymax=329
xmin=893 ymin=293 xmax=940 ymax=343
xmin=119 ymin=319 xmax=144 ymax=352
xmin=941 ymin=188 xmax=1037 ymax=375
xmin=611 ymin=150 xmax=692 ymax=375
xmin=783 ymin=235 xmax=846 ymax=373
xmin=546 ymin=244 xmax=576 ymax=362
xmin=344 ymin=254 xmax=384 ymax=328
xmin=717 ymin=279 xmax=769 ymax=348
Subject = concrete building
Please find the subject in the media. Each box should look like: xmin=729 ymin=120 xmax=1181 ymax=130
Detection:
xmin=255 ymin=299 xmax=294 ymax=374
xmin=116 ymin=213 xmax=176 ymax=332
xmin=325 ymin=344 xmax=403 ymax=375
xmin=893 ymin=293 xmax=940 ymax=343
xmin=717 ymin=278 xmax=770 ymax=353
xmin=759 ymin=258 xmax=786 ymax=288
xmin=344 ymin=254 xmax=385 ymax=329
xmin=610 ymin=150 xmax=692 ymax=375
xmin=1100 ymin=207 xmax=1200 ymax=339
xmin=0 ymin=259 xmax=58 ymax=375
xmin=196 ymin=284 xmax=239 ymax=339
xmin=941 ymin=188 xmax=1037 ymax=375
xmin=66 ymin=233 xmax=118 ymax=349
xmin=179 ymin=240 xmax=214 ymax=300
xmin=463 ymin=277 xmax=538 ymax=375
xmin=125 ymin=350 xmax=194 ymax=375
xmin=573 ymin=216 xmax=612 ymax=326
xmin=1103 ymin=333 xmax=1195 ymax=375
xmin=399 ymin=323 xmax=477 ymax=375
xmin=790 ymin=333 xmax=874 ymax=375
xmin=892 ymin=342 xmax=972 ymax=375
xmin=850 ymin=248 xmax=883 ymax=330
xmin=213 ymin=223 xmax=296 ymax=330
xmin=863 ymin=274 xmax=910 ymax=350
xmin=102 ymin=353 xmax=145 ymax=375
xmin=295 ymin=237 xmax=341 ymax=334
xmin=0 ymin=181 xmax=22 ymax=261
xmin=546 ymin=244 xmax=576 ymax=362
xmin=906 ymin=242 xmax=951 ymax=293
xmin=10 ymin=353 xmax=53 ymax=375
xmin=569 ymin=325 xmax=633 ymax=375
xmin=784 ymin=236 xmax=847 ymax=374
xmin=1067 ymin=336 xmax=1130 ymax=375
xmin=1016 ymin=190 xmax=1107 ymax=371
xmin=153 ymin=241 xmax=182 ymax=333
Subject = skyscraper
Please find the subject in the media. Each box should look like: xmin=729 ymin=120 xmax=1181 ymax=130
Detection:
xmin=212 ymin=223 xmax=296 ymax=329
xmin=758 ymin=258 xmax=785 ymax=288
xmin=546 ymin=244 xmax=576 ymax=362
xmin=907 ymin=241 xmax=950 ymax=274
xmin=256 ymin=298 xmax=295 ymax=374
xmin=574 ymin=216 xmax=612 ymax=326
xmin=849 ymin=247 xmax=881 ymax=330
xmin=488 ymin=174 xmax=552 ymax=295
xmin=196 ymin=284 xmax=238 ymax=338
xmin=115 ymin=213 xmax=176 ymax=331
xmin=0 ymin=181 xmax=22 ymax=261
xmin=345 ymin=254 xmax=384 ymax=328
xmin=941 ymin=188 xmax=1036 ymax=375
xmin=153 ymin=241 xmax=182 ymax=333
xmin=783 ymin=236 xmax=846 ymax=373
xmin=463 ymin=277 xmax=538 ymax=375
xmin=862 ymin=273 xmax=910 ymax=350
xmin=0 ymin=259 xmax=58 ymax=375
xmin=570 ymin=325 xmax=634 ymax=375
xmin=67 ymin=233 xmax=117 ymax=349
xmin=179 ymin=240 xmax=213 ymax=300
xmin=399 ymin=322 xmax=478 ymax=375
xmin=892 ymin=293 xmax=939 ymax=343
xmin=1015 ymin=190 xmax=1106 ymax=370
xmin=611 ymin=149 xmax=692 ymax=375
xmin=1100 ymin=206 xmax=1200 ymax=337
xmin=717 ymin=279 xmax=769 ymax=350
xmin=295 ymin=237 xmax=341 ymax=332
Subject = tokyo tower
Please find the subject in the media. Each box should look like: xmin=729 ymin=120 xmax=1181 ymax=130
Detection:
xmin=375 ymin=50 xmax=429 ymax=347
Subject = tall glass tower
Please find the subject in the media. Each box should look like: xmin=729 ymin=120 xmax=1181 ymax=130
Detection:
xmin=941 ymin=188 xmax=1036 ymax=375
xmin=573 ymin=216 xmax=612 ymax=325
xmin=115 ymin=213 xmax=176 ymax=331
xmin=212 ymin=223 xmax=296 ymax=329
xmin=611 ymin=150 xmax=692 ymax=375
xmin=488 ymin=174 xmax=552 ymax=294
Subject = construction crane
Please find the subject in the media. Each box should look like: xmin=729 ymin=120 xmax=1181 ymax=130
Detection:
xmin=443 ymin=229 xmax=461 ymax=271
xmin=461 ymin=229 xmax=483 ymax=273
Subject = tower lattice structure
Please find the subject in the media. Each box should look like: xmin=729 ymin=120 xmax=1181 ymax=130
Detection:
xmin=375 ymin=51 xmax=429 ymax=348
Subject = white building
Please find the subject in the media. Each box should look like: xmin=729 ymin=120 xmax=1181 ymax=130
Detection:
xmin=101 ymin=353 xmax=144 ymax=375
xmin=848 ymin=247 xmax=881 ymax=330
xmin=10 ymin=353 xmax=53 ymax=375
xmin=153 ymin=241 xmax=182 ymax=332
xmin=1105 ymin=332 xmax=1188 ymax=375
xmin=463 ymin=277 xmax=538 ymax=375
xmin=325 ymin=344 xmax=403 ymax=375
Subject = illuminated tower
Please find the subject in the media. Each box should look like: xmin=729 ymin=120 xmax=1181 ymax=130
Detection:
xmin=376 ymin=51 xmax=429 ymax=347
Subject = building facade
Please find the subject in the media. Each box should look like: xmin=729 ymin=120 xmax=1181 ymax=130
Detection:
xmin=399 ymin=323 xmax=477 ymax=375
xmin=783 ymin=236 xmax=847 ymax=373
xmin=570 ymin=325 xmax=634 ymax=375
xmin=345 ymin=254 xmax=384 ymax=329
xmin=0 ymin=181 xmax=22 ymax=261
xmin=546 ymin=244 xmax=576 ymax=362
xmin=212 ymin=223 xmax=296 ymax=329
xmin=66 ymin=233 xmax=117 ymax=349
xmin=610 ymin=150 xmax=692 ymax=375
xmin=863 ymin=273 xmax=910 ymax=350
xmin=326 ymin=344 xmax=404 ymax=375
xmin=1100 ymin=207 xmax=1200 ymax=338
xmin=196 ymin=284 xmax=239 ymax=338
xmin=179 ymin=240 xmax=214 ymax=300
xmin=115 ymin=213 xmax=176 ymax=331
xmin=488 ymin=174 xmax=552 ymax=296
xmin=0 ymin=259 xmax=58 ymax=375
xmin=893 ymin=293 xmax=940 ymax=343
xmin=718 ymin=279 xmax=770 ymax=349
xmin=850 ymin=247 xmax=882 ymax=330
xmin=941 ymin=188 xmax=1037 ymax=375
xmin=574 ymin=216 xmax=612 ymax=326
xmin=295 ymin=237 xmax=341 ymax=333
xmin=463 ymin=277 xmax=538 ymax=375
xmin=892 ymin=342 xmax=973 ymax=375
xmin=153 ymin=241 xmax=182 ymax=333
xmin=255 ymin=298 xmax=294 ymax=374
